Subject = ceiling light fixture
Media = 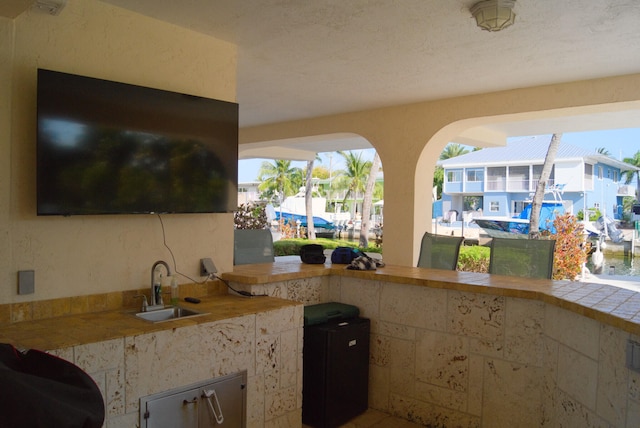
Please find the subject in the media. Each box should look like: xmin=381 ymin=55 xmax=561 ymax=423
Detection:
xmin=470 ymin=0 xmax=516 ymax=32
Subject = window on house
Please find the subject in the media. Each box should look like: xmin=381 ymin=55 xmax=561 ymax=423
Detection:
xmin=446 ymin=170 xmax=462 ymax=182
xmin=614 ymin=170 xmax=619 ymax=182
xmin=463 ymin=196 xmax=483 ymax=211
xmin=508 ymin=166 xmax=529 ymax=191
xmin=597 ymin=166 xmax=603 ymax=179
xmin=239 ymin=187 xmax=248 ymax=193
xmin=466 ymin=168 xmax=484 ymax=182
xmin=532 ymin=165 xmax=542 ymax=179
xmin=532 ymin=164 xmax=556 ymax=188
xmin=487 ymin=167 xmax=506 ymax=191
xmin=584 ymin=164 xmax=593 ymax=190
xmin=513 ymin=200 xmax=527 ymax=215
xmin=490 ymin=201 xmax=500 ymax=212
xmin=584 ymin=164 xmax=593 ymax=176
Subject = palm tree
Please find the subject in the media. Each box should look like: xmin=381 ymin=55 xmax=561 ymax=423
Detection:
xmin=439 ymin=143 xmax=470 ymax=160
xmin=434 ymin=144 xmax=472 ymax=199
xmin=304 ymin=155 xmax=321 ymax=240
xmin=622 ymin=150 xmax=640 ymax=200
xmin=336 ymin=151 xmax=371 ymax=220
xmin=257 ymin=159 xmax=301 ymax=203
xmin=305 ymin=158 xmax=316 ymax=239
xmin=289 ymin=167 xmax=306 ymax=193
xmin=433 ymin=166 xmax=444 ymax=200
xmin=359 ymin=152 xmax=381 ymax=247
xmin=529 ymin=133 xmax=561 ymax=239
xmin=596 ymin=147 xmax=612 ymax=156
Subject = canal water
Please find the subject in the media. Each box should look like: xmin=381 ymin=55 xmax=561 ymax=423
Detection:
xmin=586 ymin=255 xmax=639 ymax=277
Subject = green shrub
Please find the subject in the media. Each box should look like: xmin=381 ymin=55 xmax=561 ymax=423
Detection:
xmin=273 ymin=238 xmax=382 ymax=256
xmin=274 ymin=225 xmax=583 ymax=280
xmin=576 ymin=208 xmax=602 ymax=222
xmin=457 ymin=245 xmax=490 ymax=273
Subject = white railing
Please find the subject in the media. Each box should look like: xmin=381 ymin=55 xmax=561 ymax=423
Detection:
xmin=530 ymin=178 xmax=555 ymax=189
xmin=507 ymin=179 xmax=529 ymax=192
xmin=486 ymin=178 xmax=555 ymax=192
xmin=485 ymin=179 xmax=506 ymax=191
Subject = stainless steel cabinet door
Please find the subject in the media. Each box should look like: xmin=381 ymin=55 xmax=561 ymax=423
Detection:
xmin=143 ymin=387 xmax=200 ymax=427
xmin=141 ymin=371 xmax=246 ymax=427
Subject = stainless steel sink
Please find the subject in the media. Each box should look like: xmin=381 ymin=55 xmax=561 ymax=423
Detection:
xmin=134 ymin=306 xmax=207 ymax=322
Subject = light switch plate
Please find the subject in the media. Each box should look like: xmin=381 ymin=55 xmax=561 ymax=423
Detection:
xmin=18 ymin=270 xmax=35 ymax=295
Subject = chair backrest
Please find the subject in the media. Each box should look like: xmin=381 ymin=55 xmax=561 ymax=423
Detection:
xmin=489 ymin=237 xmax=556 ymax=279
xmin=417 ymin=232 xmax=464 ymax=270
xmin=233 ymin=229 xmax=275 ymax=265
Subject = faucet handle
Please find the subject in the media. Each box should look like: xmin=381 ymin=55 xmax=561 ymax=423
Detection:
xmin=135 ymin=294 xmax=149 ymax=312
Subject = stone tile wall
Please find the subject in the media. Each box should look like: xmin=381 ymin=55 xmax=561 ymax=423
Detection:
xmin=325 ymin=276 xmax=640 ymax=428
xmin=231 ymin=276 xmax=330 ymax=306
xmin=49 ymin=305 xmax=303 ymax=428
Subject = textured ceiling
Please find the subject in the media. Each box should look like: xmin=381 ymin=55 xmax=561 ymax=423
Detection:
xmin=4 ymin=1 xmax=640 ymax=155
xmin=96 ymin=0 xmax=640 ymax=129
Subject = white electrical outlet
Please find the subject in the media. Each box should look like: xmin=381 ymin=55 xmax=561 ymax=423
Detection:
xmin=200 ymin=258 xmax=217 ymax=276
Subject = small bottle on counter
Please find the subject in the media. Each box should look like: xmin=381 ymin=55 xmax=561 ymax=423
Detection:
xmin=170 ymin=275 xmax=179 ymax=306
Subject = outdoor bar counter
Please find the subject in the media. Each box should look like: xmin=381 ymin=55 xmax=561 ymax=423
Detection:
xmin=222 ymin=261 xmax=640 ymax=427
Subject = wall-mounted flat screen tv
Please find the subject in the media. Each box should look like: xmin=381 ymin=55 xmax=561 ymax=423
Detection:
xmin=37 ymin=69 xmax=238 ymax=216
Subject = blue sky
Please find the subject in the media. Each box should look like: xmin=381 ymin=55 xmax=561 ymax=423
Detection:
xmin=238 ymin=128 xmax=640 ymax=182
xmin=557 ymin=128 xmax=640 ymax=160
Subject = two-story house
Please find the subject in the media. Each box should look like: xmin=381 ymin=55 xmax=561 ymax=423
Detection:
xmin=238 ymin=181 xmax=262 ymax=205
xmin=438 ymin=136 xmax=638 ymax=221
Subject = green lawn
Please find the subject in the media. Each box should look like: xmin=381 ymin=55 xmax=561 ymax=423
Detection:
xmin=273 ymin=238 xmax=381 ymax=256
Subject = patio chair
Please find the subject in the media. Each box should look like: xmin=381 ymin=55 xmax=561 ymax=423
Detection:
xmin=489 ymin=237 xmax=556 ymax=279
xmin=234 ymin=229 xmax=275 ymax=265
xmin=417 ymin=232 xmax=464 ymax=270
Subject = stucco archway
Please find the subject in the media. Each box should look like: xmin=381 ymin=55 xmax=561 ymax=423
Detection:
xmin=412 ymin=101 xmax=640 ymax=267
xmin=240 ymin=74 xmax=640 ymax=268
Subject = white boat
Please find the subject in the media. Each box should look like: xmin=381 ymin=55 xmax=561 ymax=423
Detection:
xmin=472 ymin=187 xmax=587 ymax=239
xmin=267 ymin=191 xmax=336 ymax=236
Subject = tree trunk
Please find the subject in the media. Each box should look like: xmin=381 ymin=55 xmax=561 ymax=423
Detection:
xmin=359 ymin=152 xmax=381 ymax=247
xmin=529 ymin=133 xmax=562 ymax=239
xmin=305 ymin=159 xmax=316 ymax=239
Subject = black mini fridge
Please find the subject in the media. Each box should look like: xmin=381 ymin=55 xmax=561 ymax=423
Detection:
xmin=303 ymin=303 xmax=370 ymax=428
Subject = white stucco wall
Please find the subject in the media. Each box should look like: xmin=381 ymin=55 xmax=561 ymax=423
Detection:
xmin=1 ymin=0 xmax=237 ymax=303
xmin=4 ymin=0 xmax=640 ymax=302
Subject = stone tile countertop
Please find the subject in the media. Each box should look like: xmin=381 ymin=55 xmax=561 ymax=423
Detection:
xmin=0 ymin=294 xmax=299 ymax=351
xmin=222 ymin=261 xmax=640 ymax=336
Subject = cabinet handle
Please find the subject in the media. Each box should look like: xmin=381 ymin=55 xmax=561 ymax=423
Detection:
xmin=203 ymin=388 xmax=224 ymax=424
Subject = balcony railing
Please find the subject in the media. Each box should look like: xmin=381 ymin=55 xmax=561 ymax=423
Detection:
xmin=531 ymin=179 xmax=555 ymax=190
xmin=507 ymin=179 xmax=529 ymax=192
xmin=485 ymin=178 xmax=554 ymax=192
xmin=485 ymin=179 xmax=505 ymax=191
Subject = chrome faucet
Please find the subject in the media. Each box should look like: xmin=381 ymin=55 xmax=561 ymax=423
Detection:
xmin=150 ymin=260 xmax=171 ymax=310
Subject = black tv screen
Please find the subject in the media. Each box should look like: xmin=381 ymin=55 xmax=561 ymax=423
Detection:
xmin=37 ymin=69 xmax=238 ymax=215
